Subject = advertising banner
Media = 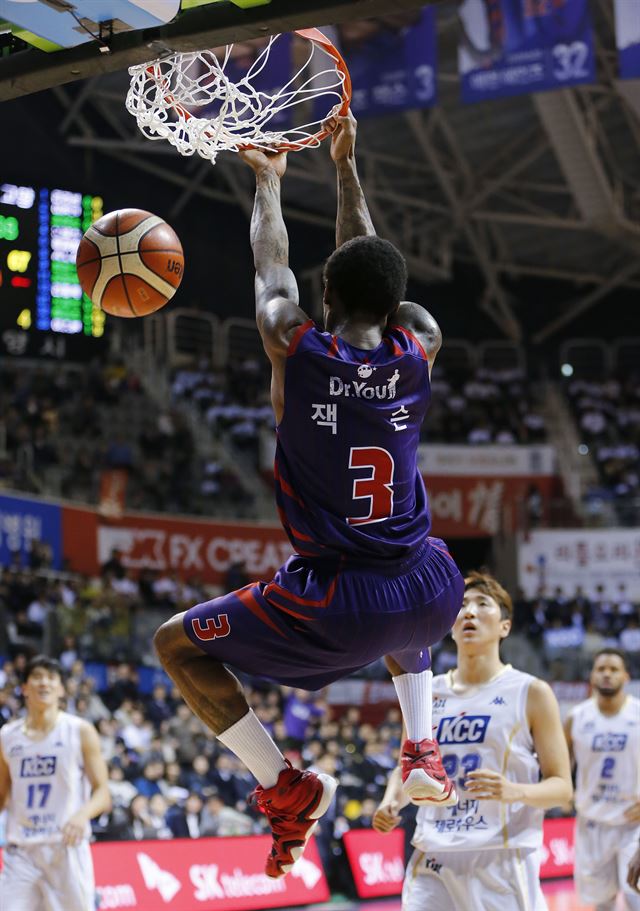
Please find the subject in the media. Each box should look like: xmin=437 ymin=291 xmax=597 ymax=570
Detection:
xmin=519 ymin=528 xmax=640 ymax=599
xmin=418 ymin=444 xmax=555 ymax=477
xmin=343 ymin=828 xmax=405 ymax=898
xmin=62 ymin=505 xmax=292 ymax=586
xmin=0 ymin=491 xmax=62 ymax=569
xmin=539 ymin=817 xmax=575 ymax=879
xmin=458 ymin=0 xmax=595 ymax=103
xmin=614 ymin=0 xmax=640 ymax=79
xmin=2 ymin=836 xmax=329 ymax=911
xmin=335 ymin=10 xmax=437 ymax=117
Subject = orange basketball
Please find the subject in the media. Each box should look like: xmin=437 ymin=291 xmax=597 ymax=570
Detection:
xmin=76 ymin=208 xmax=184 ymax=317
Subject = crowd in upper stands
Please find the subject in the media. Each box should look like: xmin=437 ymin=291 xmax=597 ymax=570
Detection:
xmin=0 ymin=358 xmax=252 ymax=518
xmin=567 ymin=370 xmax=640 ymax=525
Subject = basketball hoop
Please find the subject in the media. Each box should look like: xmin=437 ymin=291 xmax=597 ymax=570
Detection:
xmin=126 ymin=28 xmax=351 ymax=163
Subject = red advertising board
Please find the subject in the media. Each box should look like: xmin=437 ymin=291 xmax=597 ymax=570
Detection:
xmin=539 ymin=817 xmax=575 ymax=880
xmin=62 ymin=505 xmax=292 ymax=586
xmin=0 ymin=836 xmax=329 ymax=911
xmin=427 ymin=475 xmax=557 ymax=539
xmin=342 ymin=828 xmax=405 ymax=898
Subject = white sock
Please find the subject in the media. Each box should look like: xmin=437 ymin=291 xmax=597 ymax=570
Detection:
xmin=217 ymin=709 xmax=287 ymax=789
xmin=393 ymin=670 xmax=433 ymax=742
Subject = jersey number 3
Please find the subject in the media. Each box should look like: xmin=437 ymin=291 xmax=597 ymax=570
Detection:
xmin=347 ymin=446 xmax=395 ymax=526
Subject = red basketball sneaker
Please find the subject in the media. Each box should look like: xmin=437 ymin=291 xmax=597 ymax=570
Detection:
xmin=401 ymin=738 xmax=458 ymax=806
xmin=250 ymin=760 xmax=338 ymax=878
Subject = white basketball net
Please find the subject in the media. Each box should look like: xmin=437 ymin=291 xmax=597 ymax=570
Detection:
xmin=126 ymin=32 xmax=349 ymax=163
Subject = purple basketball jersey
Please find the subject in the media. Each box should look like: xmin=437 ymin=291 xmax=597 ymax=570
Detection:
xmin=275 ymin=320 xmax=432 ymax=563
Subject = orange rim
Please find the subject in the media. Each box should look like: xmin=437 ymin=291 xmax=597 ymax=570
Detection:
xmin=148 ymin=27 xmax=352 ymax=154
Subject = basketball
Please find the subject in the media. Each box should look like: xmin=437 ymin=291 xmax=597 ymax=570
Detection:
xmin=76 ymin=208 xmax=184 ymax=317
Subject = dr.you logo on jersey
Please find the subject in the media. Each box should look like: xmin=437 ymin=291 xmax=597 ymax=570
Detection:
xmin=437 ymin=715 xmax=490 ymax=745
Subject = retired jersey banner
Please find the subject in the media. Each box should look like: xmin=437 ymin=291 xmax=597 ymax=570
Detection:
xmin=458 ymin=0 xmax=595 ymax=103
xmin=615 ymin=0 xmax=640 ymax=79
xmin=335 ymin=10 xmax=437 ymax=116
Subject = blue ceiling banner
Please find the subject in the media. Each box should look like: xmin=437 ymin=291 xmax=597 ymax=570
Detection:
xmin=615 ymin=0 xmax=640 ymax=79
xmin=336 ymin=11 xmax=437 ymax=117
xmin=458 ymin=0 xmax=595 ymax=104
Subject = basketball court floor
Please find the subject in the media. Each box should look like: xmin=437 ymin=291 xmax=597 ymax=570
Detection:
xmin=285 ymin=881 xmax=627 ymax=911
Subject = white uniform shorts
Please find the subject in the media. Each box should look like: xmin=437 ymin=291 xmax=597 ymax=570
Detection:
xmin=575 ymin=817 xmax=640 ymax=910
xmin=402 ymin=846 xmax=548 ymax=911
xmin=0 ymin=841 xmax=95 ymax=911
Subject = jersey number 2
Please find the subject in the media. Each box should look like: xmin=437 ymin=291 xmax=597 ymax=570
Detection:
xmin=347 ymin=446 xmax=395 ymax=526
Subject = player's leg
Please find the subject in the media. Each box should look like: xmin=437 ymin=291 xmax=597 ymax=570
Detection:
xmin=0 ymin=846 xmax=45 ymax=911
xmin=40 ymin=843 xmax=95 ymax=911
xmin=574 ymin=818 xmax=619 ymax=910
xmin=617 ymin=825 xmax=640 ymax=911
xmin=154 ymin=586 xmax=337 ymax=878
xmin=402 ymin=851 xmax=457 ymax=911
xmin=386 ymin=541 xmax=463 ymax=805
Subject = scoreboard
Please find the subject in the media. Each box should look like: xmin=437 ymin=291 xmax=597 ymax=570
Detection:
xmin=0 ymin=182 xmax=107 ymax=358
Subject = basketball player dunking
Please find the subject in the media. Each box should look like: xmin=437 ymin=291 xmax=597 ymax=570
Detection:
xmin=155 ymin=111 xmax=464 ymax=878
xmin=565 ymin=649 xmax=640 ymax=911
xmin=374 ymin=573 xmax=573 ymax=911
xmin=0 ymin=656 xmax=112 ymax=911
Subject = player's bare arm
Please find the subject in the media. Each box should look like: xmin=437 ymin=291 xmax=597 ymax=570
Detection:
xmin=240 ymin=148 xmax=309 ymax=423
xmin=563 ymin=712 xmax=575 ymax=767
xmin=628 ymin=844 xmax=640 ymax=894
xmin=324 ymin=110 xmax=376 ymax=247
xmin=467 ymin=679 xmax=573 ymax=809
xmin=0 ymin=743 xmax=10 ymax=811
xmin=61 ymin=721 xmax=111 ymax=847
xmin=372 ymin=765 xmax=409 ymax=833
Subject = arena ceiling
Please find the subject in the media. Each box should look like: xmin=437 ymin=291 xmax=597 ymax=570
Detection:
xmin=3 ymin=0 xmax=640 ymax=341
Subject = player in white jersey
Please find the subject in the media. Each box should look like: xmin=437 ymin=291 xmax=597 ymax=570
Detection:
xmin=373 ymin=571 xmax=572 ymax=911
xmin=565 ymin=648 xmax=640 ymax=911
xmin=0 ymin=655 xmax=112 ymax=911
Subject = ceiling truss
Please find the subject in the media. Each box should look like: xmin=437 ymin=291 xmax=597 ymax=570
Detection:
xmin=15 ymin=0 xmax=640 ymax=339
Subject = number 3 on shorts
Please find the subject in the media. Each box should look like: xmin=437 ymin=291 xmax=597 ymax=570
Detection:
xmin=347 ymin=446 xmax=395 ymax=526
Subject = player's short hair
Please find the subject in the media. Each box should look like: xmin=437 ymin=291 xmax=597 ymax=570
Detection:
xmin=464 ymin=571 xmax=513 ymax=620
xmin=24 ymin=654 xmax=64 ymax=682
xmin=592 ymin=647 xmax=627 ymax=670
xmin=323 ymin=236 xmax=408 ymax=320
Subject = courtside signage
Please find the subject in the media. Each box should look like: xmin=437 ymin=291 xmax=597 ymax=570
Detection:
xmin=93 ymin=836 xmax=327 ymax=910
xmin=343 ymin=829 xmax=405 ymax=898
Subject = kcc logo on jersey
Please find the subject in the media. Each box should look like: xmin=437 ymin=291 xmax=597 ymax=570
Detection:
xmin=437 ymin=715 xmax=490 ymax=744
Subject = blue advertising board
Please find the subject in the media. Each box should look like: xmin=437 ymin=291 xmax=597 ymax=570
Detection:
xmin=615 ymin=0 xmax=640 ymax=79
xmin=337 ymin=11 xmax=437 ymax=117
xmin=0 ymin=493 xmax=62 ymax=569
xmin=458 ymin=0 xmax=595 ymax=104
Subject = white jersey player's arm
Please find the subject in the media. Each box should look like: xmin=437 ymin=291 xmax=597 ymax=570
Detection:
xmin=562 ymin=711 xmax=575 ymax=768
xmin=467 ymin=679 xmax=573 ymax=810
xmin=0 ymin=740 xmax=10 ymax=811
xmin=60 ymin=721 xmax=112 ymax=847
xmin=372 ymin=766 xmax=410 ymax=833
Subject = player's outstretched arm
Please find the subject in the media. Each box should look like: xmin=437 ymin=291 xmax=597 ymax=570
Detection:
xmin=0 ymin=743 xmax=11 ymax=811
xmin=467 ymin=680 xmax=573 ymax=810
xmin=323 ymin=110 xmax=376 ymax=248
xmin=61 ymin=721 xmax=112 ymax=846
xmin=239 ymin=149 xmax=308 ymax=363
